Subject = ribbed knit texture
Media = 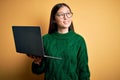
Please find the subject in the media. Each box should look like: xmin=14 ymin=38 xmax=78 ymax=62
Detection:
xmin=32 ymin=30 xmax=90 ymax=80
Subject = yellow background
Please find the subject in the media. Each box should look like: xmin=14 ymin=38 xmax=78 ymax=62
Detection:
xmin=0 ymin=0 xmax=120 ymax=80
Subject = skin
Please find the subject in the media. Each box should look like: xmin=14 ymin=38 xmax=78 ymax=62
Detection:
xmin=55 ymin=6 xmax=72 ymax=34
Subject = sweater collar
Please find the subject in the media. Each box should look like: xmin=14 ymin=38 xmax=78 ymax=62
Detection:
xmin=51 ymin=30 xmax=75 ymax=39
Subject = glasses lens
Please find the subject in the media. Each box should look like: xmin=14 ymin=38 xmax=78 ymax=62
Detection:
xmin=56 ymin=12 xmax=73 ymax=19
xmin=66 ymin=12 xmax=73 ymax=18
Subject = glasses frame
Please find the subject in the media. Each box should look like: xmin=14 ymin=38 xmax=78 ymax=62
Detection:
xmin=55 ymin=12 xmax=73 ymax=19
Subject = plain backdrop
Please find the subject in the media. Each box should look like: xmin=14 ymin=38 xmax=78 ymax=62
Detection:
xmin=0 ymin=0 xmax=120 ymax=80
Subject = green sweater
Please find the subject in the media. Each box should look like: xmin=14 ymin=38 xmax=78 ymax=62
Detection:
xmin=32 ymin=30 xmax=90 ymax=80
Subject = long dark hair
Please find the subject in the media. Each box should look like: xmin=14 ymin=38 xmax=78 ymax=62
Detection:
xmin=48 ymin=3 xmax=74 ymax=34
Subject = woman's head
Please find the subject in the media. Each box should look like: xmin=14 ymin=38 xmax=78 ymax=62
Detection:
xmin=48 ymin=3 xmax=74 ymax=34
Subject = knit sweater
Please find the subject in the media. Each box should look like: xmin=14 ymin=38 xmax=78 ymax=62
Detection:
xmin=32 ymin=30 xmax=90 ymax=80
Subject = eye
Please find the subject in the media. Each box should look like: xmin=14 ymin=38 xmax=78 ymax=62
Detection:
xmin=67 ymin=12 xmax=71 ymax=14
xmin=57 ymin=13 xmax=64 ymax=16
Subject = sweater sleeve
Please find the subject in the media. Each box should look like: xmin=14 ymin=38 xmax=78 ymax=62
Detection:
xmin=31 ymin=35 xmax=47 ymax=75
xmin=32 ymin=59 xmax=45 ymax=75
xmin=77 ymin=38 xmax=90 ymax=80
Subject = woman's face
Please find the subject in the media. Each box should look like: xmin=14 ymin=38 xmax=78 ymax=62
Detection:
xmin=55 ymin=6 xmax=72 ymax=29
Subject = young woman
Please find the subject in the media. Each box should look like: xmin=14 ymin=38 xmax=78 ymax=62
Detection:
xmin=30 ymin=3 xmax=90 ymax=80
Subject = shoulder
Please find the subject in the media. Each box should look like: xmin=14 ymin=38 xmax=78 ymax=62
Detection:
xmin=42 ymin=33 xmax=54 ymax=43
xmin=73 ymin=32 xmax=88 ymax=49
xmin=73 ymin=32 xmax=86 ymax=42
xmin=42 ymin=33 xmax=53 ymax=40
xmin=42 ymin=34 xmax=50 ymax=39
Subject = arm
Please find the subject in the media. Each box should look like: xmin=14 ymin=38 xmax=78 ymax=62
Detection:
xmin=32 ymin=57 xmax=45 ymax=75
xmin=31 ymin=35 xmax=48 ymax=75
xmin=77 ymin=38 xmax=90 ymax=80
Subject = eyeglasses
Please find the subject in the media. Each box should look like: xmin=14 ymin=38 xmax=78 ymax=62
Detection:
xmin=55 ymin=12 xmax=73 ymax=19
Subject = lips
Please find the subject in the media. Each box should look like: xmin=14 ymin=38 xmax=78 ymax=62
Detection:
xmin=63 ymin=21 xmax=69 ymax=24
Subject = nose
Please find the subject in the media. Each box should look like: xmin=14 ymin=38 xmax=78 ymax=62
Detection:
xmin=63 ymin=14 xmax=68 ymax=19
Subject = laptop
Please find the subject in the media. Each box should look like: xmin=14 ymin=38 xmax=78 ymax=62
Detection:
xmin=12 ymin=26 xmax=62 ymax=59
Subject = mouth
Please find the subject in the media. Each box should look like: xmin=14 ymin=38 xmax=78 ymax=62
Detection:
xmin=63 ymin=21 xmax=69 ymax=24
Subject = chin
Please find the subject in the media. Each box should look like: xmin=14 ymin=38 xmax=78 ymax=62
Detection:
xmin=64 ymin=25 xmax=71 ymax=28
xmin=62 ymin=26 xmax=70 ymax=29
xmin=59 ymin=24 xmax=71 ymax=28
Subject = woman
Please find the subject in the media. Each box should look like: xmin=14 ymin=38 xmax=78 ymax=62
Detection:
xmin=30 ymin=3 xmax=90 ymax=80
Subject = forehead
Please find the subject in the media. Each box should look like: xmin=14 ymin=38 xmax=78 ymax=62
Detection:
xmin=57 ymin=6 xmax=70 ymax=13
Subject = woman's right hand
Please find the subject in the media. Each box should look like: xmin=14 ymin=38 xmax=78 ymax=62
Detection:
xmin=27 ymin=54 xmax=43 ymax=65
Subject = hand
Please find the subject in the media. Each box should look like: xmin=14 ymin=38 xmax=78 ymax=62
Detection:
xmin=26 ymin=54 xmax=43 ymax=65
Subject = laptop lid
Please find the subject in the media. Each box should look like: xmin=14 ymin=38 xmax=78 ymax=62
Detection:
xmin=12 ymin=26 xmax=44 ymax=57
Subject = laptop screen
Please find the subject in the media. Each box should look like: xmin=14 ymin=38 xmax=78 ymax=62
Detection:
xmin=12 ymin=26 xmax=44 ymax=57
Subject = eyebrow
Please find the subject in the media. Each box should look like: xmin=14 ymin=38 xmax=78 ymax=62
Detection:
xmin=57 ymin=11 xmax=71 ymax=14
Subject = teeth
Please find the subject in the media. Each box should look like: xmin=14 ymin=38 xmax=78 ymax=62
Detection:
xmin=64 ymin=21 xmax=68 ymax=24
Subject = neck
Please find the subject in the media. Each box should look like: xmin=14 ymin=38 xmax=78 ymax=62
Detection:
xmin=58 ymin=27 xmax=69 ymax=34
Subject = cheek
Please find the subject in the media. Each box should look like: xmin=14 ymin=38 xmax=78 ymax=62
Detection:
xmin=55 ymin=19 xmax=63 ymax=24
xmin=54 ymin=17 xmax=72 ymax=26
